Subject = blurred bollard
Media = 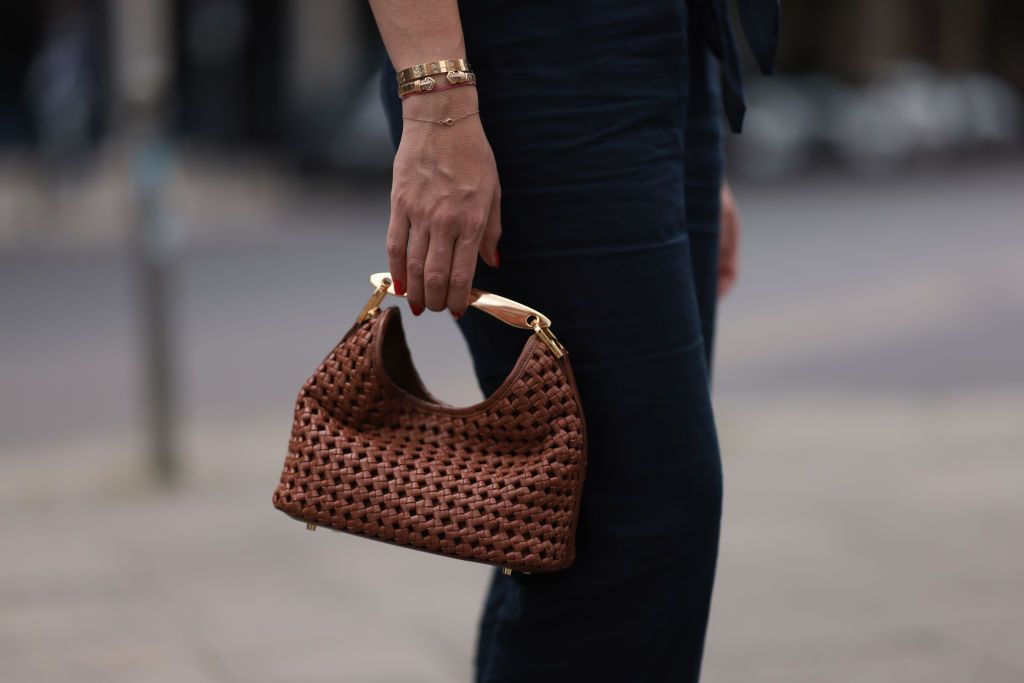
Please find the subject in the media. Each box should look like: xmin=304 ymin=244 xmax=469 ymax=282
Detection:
xmin=134 ymin=136 xmax=182 ymax=486
xmin=113 ymin=0 xmax=182 ymax=486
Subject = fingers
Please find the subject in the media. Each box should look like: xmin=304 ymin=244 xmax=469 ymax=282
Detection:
xmin=385 ymin=210 xmax=409 ymax=296
xmin=717 ymin=182 xmax=741 ymax=299
xmin=399 ymin=182 xmax=501 ymax=317
xmin=717 ymin=261 xmax=737 ymax=298
xmin=422 ymin=229 xmax=453 ymax=312
xmin=717 ymin=225 xmax=736 ymax=298
xmin=405 ymin=225 xmax=430 ymax=315
xmin=478 ymin=184 xmax=502 ymax=267
xmin=447 ymin=235 xmax=478 ymax=318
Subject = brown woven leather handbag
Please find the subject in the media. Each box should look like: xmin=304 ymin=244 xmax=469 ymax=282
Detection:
xmin=272 ymin=273 xmax=587 ymax=574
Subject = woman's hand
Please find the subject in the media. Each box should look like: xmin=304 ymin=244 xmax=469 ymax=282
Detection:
xmin=718 ymin=181 xmax=741 ymax=299
xmin=387 ymin=86 xmax=502 ymax=319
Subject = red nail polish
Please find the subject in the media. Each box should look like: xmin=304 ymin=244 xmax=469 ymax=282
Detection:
xmin=411 ymin=303 xmax=423 ymax=316
xmin=451 ymin=310 xmax=462 ymax=320
xmin=393 ymin=278 xmax=405 ymax=296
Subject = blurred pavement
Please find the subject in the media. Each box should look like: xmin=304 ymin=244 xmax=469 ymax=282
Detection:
xmin=2 ymin=157 xmax=1023 ymax=682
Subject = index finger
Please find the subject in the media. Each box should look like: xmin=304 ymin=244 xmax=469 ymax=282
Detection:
xmin=385 ymin=211 xmax=409 ymax=295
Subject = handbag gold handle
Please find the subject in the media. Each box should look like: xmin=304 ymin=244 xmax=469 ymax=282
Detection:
xmin=358 ymin=272 xmax=565 ymax=357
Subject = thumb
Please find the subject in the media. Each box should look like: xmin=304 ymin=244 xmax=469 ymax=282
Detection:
xmin=478 ymin=186 xmax=502 ymax=268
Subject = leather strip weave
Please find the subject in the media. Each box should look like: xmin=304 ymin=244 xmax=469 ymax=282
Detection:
xmin=272 ymin=306 xmax=588 ymax=573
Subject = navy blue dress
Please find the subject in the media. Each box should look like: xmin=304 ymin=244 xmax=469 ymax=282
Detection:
xmin=378 ymin=1 xmax=777 ymax=679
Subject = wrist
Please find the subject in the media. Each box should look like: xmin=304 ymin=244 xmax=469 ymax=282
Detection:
xmin=401 ymin=84 xmax=478 ymax=119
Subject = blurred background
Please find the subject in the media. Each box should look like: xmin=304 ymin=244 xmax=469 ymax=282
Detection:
xmin=2 ymin=1 xmax=1023 ymax=682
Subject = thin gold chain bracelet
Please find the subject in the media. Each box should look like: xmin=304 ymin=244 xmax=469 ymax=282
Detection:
xmin=401 ymin=110 xmax=480 ymax=127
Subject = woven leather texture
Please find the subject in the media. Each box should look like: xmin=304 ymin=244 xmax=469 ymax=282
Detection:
xmin=272 ymin=306 xmax=587 ymax=573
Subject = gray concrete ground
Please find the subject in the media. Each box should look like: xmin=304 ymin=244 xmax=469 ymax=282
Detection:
xmin=2 ymin=157 xmax=1023 ymax=682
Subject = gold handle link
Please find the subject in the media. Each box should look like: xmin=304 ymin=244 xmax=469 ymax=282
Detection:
xmin=529 ymin=315 xmax=565 ymax=359
xmin=363 ymin=272 xmax=566 ymax=357
xmin=356 ymin=276 xmax=392 ymax=323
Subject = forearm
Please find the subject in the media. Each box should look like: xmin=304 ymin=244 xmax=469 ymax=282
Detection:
xmin=368 ymin=0 xmax=477 ymax=118
xmin=369 ymin=1 xmax=499 ymax=316
xmin=368 ymin=0 xmax=467 ymax=75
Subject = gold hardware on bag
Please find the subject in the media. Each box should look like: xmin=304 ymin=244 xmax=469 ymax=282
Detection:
xmin=501 ymin=567 xmax=532 ymax=576
xmin=357 ymin=277 xmax=392 ymax=323
xmin=306 ymin=522 xmax=317 ymax=531
xmin=365 ymin=272 xmax=566 ymax=358
xmin=528 ymin=315 xmax=565 ymax=359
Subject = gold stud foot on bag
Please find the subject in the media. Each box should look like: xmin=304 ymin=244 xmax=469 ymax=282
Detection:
xmin=272 ymin=272 xmax=588 ymax=574
xmin=502 ymin=568 xmax=533 ymax=576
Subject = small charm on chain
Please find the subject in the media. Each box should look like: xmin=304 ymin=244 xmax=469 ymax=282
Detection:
xmin=402 ymin=110 xmax=480 ymax=127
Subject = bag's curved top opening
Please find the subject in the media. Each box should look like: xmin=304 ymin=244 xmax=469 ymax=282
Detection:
xmin=372 ymin=306 xmax=543 ymax=417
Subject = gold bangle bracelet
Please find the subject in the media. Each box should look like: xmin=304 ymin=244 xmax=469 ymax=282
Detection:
xmin=397 ymin=71 xmax=476 ymax=97
xmin=395 ymin=58 xmax=472 ymax=85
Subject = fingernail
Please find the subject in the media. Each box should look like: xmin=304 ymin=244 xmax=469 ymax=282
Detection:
xmin=494 ymin=249 xmax=500 ymax=267
xmin=411 ymin=303 xmax=423 ymax=316
xmin=393 ymin=278 xmax=405 ymax=296
xmin=450 ymin=310 xmax=462 ymax=320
